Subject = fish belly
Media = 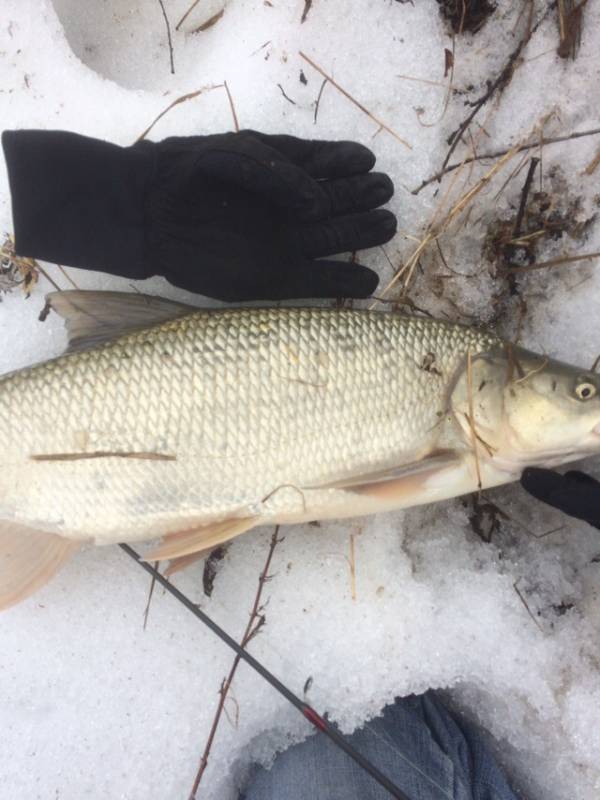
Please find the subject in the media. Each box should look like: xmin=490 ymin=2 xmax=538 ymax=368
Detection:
xmin=0 ymin=309 xmax=498 ymax=543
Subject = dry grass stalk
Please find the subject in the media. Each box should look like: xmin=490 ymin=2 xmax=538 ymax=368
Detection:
xmin=583 ymin=145 xmax=600 ymax=176
xmin=223 ymin=80 xmax=240 ymax=131
xmin=191 ymin=8 xmax=225 ymax=33
xmin=299 ymin=52 xmax=411 ymax=149
xmin=372 ymin=137 xmax=526 ymax=305
xmin=506 ymin=250 xmax=600 ymax=274
xmin=136 ymin=84 xmax=223 ymax=142
xmin=142 ymin=561 xmax=160 ymax=631
xmin=189 ymin=527 xmax=282 ymax=799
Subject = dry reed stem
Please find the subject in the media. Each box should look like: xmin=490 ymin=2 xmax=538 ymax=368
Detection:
xmin=299 ymin=52 xmax=411 ymax=148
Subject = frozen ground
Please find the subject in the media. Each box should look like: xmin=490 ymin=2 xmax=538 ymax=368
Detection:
xmin=1 ymin=1 xmax=600 ymax=799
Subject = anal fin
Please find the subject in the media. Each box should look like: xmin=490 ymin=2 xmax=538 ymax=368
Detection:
xmin=0 ymin=522 xmax=80 ymax=611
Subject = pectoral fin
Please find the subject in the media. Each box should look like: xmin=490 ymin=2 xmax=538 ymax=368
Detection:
xmin=144 ymin=517 xmax=259 ymax=563
xmin=315 ymin=450 xmax=460 ymax=492
xmin=0 ymin=522 xmax=80 ymax=611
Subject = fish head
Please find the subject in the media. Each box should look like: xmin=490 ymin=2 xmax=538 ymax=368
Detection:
xmin=450 ymin=345 xmax=600 ymax=473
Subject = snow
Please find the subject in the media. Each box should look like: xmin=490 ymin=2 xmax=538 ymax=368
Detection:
xmin=1 ymin=1 xmax=600 ymax=799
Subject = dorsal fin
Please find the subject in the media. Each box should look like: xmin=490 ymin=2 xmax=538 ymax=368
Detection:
xmin=44 ymin=290 xmax=198 ymax=353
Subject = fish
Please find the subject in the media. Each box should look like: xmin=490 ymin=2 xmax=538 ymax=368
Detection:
xmin=1 ymin=290 xmax=600 ymax=609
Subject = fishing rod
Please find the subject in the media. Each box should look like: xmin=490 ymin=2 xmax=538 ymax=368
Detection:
xmin=120 ymin=543 xmax=412 ymax=800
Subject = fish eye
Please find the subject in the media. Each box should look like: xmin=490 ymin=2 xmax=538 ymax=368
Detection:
xmin=574 ymin=380 xmax=597 ymax=401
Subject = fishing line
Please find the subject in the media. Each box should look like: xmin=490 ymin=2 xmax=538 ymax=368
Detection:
xmin=120 ymin=543 xmax=412 ymax=800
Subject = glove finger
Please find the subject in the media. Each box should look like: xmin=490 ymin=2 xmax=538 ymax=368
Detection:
xmin=241 ymin=130 xmax=376 ymax=178
xmin=320 ymin=172 xmax=394 ymax=216
xmin=520 ymin=467 xmax=600 ymax=526
xmin=278 ymin=259 xmax=379 ymax=299
xmin=564 ymin=470 xmax=600 ymax=488
xmin=297 ymin=209 xmax=397 ymax=258
xmin=191 ymin=142 xmax=330 ymax=219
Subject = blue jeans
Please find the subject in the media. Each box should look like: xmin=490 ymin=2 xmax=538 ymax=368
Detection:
xmin=240 ymin=692 xmax=519 ymax=800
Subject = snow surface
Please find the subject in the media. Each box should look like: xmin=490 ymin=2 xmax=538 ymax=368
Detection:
xmin=1 ymin=1 xmax=600 ymax=799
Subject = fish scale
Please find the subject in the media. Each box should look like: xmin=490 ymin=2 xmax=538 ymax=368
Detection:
xmin=0 ymin=307 xmax=499 ymax=543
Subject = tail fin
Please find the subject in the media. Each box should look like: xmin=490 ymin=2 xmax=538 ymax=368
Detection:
xmin=0 ymin=521 xmax=79 ymax=610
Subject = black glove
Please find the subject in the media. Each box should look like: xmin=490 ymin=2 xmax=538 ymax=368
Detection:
xmin=520 ymin=467 xmax=600 ymax=530
xmin=1 ymin=129 xmax=396 ymax=301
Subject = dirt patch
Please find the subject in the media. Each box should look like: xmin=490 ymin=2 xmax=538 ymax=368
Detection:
xmin=436 ymin=0 xmax=496 ymax=34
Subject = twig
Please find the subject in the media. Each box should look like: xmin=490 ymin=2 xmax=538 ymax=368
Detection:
xmin=512 ymin=157 xmax=539 ymax=238
xmin=439 ymin=1 xmax=539 ymax=179
xmin=277 ymin=83 xmax=297 ymax=105
xmin=412 ymin=127 xmax=600 ymax=194
xmin=301 ymin=0 xmax=313 ymax=23
xmin=189 ymin=527 xmax=282 ymax=799
xmin=313 ymin=78 xmax=328 ymax=124
xmin=156 ymin=0 xmax=175 ymax=75
xmin=299 ymin=52 xmax=411 ymax=149
xmin=504 ymin=250 xmax=600 ymax=274
xmin=136 ymin=84 xmax=222 ymax=142
xmin=223 ymin=80 xmax=240 ymax=131
xmin=176 ymin=0 xmax=202 ymax=30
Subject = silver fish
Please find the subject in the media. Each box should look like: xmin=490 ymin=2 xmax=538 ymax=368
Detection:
xmin=1 ymin=290 xmax=599 ymax=608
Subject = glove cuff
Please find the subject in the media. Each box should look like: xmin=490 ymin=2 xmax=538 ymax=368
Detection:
xmin=2 ymin=130 xmax=154 ymax=279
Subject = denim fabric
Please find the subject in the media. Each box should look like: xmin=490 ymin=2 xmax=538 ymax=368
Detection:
xmin=239 ymin=691 xmax=519 ymax=800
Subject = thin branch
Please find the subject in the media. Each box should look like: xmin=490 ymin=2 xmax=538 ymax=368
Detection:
xmin=437 ymin=2 xmax=552 ymax=182
xmin=176 ymin=0 xmax=202 ymax=30
xmin=299 ymin=52 xmax=411 ymax=149
xmin=412 ymin=126 xmax=600 ymax=194
xmin=189 ymin=527 xmax=282 ymax=799
xmin=156 ymin=0 xmax=175 ymax=75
